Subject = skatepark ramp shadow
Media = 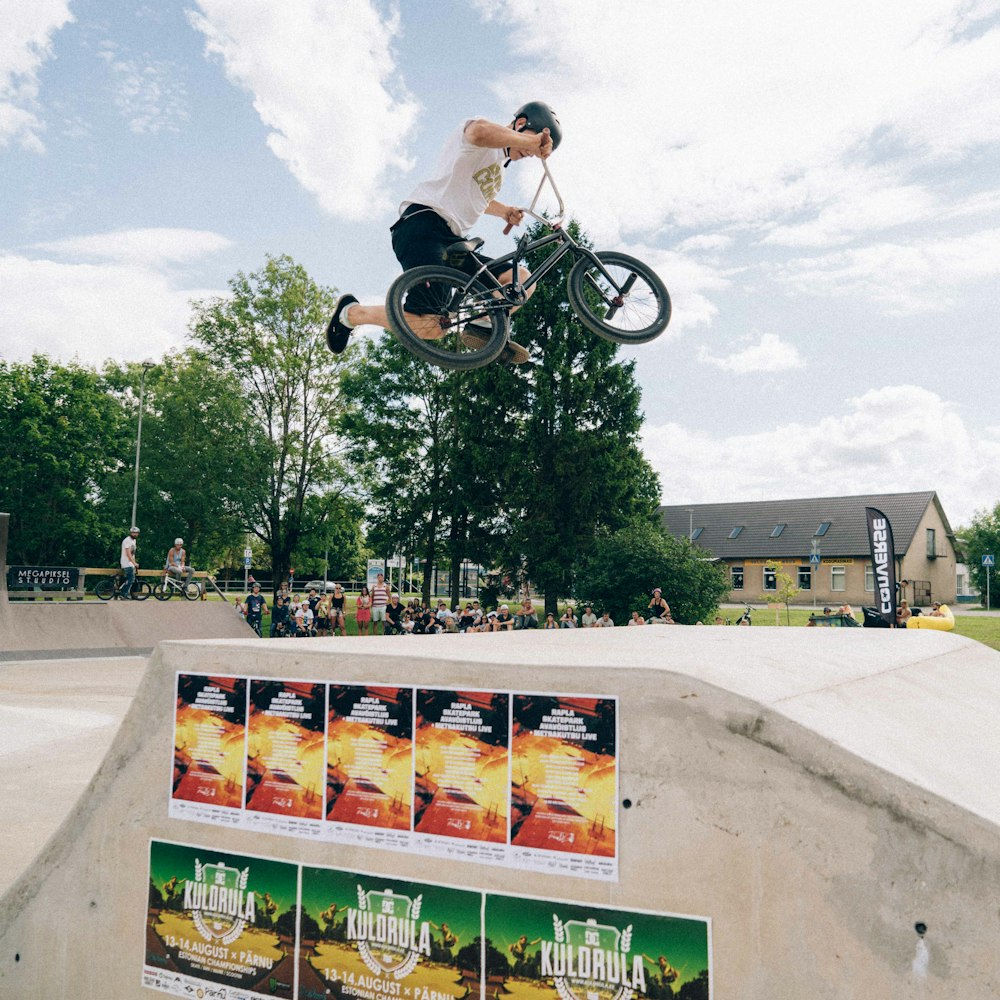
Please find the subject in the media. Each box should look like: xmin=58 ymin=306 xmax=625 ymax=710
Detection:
xmin=1 ymin=627 xmax=999 ymax=998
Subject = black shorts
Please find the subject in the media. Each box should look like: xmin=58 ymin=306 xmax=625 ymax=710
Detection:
xmin=390 ymin=206 xmax=504 ymax=315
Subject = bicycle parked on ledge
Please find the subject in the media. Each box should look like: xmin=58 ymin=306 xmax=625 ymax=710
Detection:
xmin=153 ymin=572 xmax=201 ymax=601
xmin=94 ymin=573 xmax=151 ymax=601
xmin=386 ymin=160 xmax=672 ymax=370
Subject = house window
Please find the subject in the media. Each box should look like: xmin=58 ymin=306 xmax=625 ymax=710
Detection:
xmin=691 ymin=526 xmax=703 ymax=540
xmin=831 ymin=565 xmax=846 ymax=592
xmin=927 ymin=528 xmax=937 ymax=559
xmin=731 ymin=566 xmax=744 ymax=590
xmin=798 ymin=566 xmax=812 ymax=590
xmin=729 ymin=526 xmax=743 ymax=539
xmin=865 ymin=564 xmax=874 ymax=592
xmin=763 ymin=567 xmax=777 ymax=591
xmin=815 ymin=522 xmax=831 ymax=536
xmin=771 ymin=524 xmax=786 ymax=537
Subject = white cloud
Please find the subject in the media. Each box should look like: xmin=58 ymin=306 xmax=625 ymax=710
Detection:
xmin=0 ymin=0 xmax=73 ymax=151
xmin=698 ymin=332 xmax=804 ymax=373
xmin=0 ymin=228 xmax=231 ymax=366
xmin=477 ymin=1 xmax=1000 ymax=246
xmin=34 ymin=227 xmax=233 ymax=265
xmin=189 ymin=0 xmax=420 ymax=220
xmin=97 ymin=41 xmax=189 ymax=134
xmin=642 ymin=384 xmax=1000 ymax=526
xmin=775 ymin=228 xmax=1000 ymax=313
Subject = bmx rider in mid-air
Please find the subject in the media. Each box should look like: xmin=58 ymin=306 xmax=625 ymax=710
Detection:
xmin=325 ymin=101 xmax=562 ymax=366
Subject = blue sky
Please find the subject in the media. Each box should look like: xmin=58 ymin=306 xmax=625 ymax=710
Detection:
xmin=3 ymin=0 xmax=1000 ymax=526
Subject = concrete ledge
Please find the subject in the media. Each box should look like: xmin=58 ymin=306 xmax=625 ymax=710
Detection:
xmin=1 ymin=629 xmax=998 ymax=997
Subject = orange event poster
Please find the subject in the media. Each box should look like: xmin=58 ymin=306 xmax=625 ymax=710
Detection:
xmin=326 ymin=685 xmax=413 ymax=830
xmin=511 ymin=695 xmax=617 ymax=858
xmin=246 ymin=680 xmax=326 ymax=819
xmin=415 ymin=689 xmax=509 ymax=843
xmin=172 ymin=674 xmax=247 ymax=811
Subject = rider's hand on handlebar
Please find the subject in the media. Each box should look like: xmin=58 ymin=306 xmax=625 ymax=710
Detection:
xmin=535 ymin=127 xmax=553 ymax=160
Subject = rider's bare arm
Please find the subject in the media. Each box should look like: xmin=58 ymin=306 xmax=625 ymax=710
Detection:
xmin=464 ymin=119 xmax=552 ymax=158
xmin=485 ymin=201 xmax=525 ymax=227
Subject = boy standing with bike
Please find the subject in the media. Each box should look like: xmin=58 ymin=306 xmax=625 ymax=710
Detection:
xmin=325 ymin=102 xmax=562 ymax=366
xmin=120 ymin=526 xmax=140 ymax=599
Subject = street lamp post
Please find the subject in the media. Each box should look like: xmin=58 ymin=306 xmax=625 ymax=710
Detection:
xmin=130 ymin=361 xmax=155 ymax=529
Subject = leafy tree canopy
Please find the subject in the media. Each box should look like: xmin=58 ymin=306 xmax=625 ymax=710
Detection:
xmin=575 ymin=520 xmax=730 ymax=624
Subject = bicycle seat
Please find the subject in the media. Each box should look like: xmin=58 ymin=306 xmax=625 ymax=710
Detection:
xmin=444 ymin=237 xmax=484 ymax=258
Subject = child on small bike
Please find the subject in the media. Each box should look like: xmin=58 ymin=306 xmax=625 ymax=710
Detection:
xmin=325 ymin=101 xmax=562 ymax=366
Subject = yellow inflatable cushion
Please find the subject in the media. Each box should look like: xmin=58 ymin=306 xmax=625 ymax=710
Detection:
xmin=906 ymin=604 xmax=955 ymax=631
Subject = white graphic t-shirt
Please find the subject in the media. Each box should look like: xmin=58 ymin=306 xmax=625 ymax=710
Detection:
xmin=401 ymin=118 xmax=505 ymax=236
xmin=120 ymin=535 xmax=136 ymax=569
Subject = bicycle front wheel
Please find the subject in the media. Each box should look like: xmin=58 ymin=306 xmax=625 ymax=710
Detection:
xmin=182 ymin=581 xmax=201 ymax=601
xmin=386 ymin=265 xmax=508 ymax=370
xmin=94 ymin=578 xmax=116 ymax=601
xmin=152 ymin=582 xmax=171 ymax=601
xmin=567 ymin=251 xmax=671 ymax=344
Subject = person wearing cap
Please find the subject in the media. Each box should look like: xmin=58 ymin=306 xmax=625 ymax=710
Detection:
xmin=244 ymin=583 xmax=268 ymax=637
xmin=495 ymin=604 xmax=515 ymax=631
xmin=119 ymin=526 xmax=140 ymax=599
xmin=515 ymin=596 xmax=538 ymax=630
xmin=647 ymin=588 xmax=672 ymax=624
xmin=324 ymin=102 xmax=562 ymax=367
xmin=165 ymin=537 xmax=195 ymax=587
xmin=928 ymin=601 xmax=949 ymax=617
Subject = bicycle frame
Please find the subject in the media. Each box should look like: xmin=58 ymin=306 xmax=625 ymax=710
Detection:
xmin=461 ymin=161 xmax=613 ymax=307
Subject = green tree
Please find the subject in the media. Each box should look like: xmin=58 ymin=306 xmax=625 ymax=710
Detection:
xmin=958 ymin=503 xmax=1000 ymax=608
xmin=341 ymin=337 xmax=501 ymax=606
xmin=0 ymin=355 xmax=132 ymax=565
xmin=190 ymin=255 xmax=354 ymax=593
xmin=575 ymin=520 xmax=730 ymax=624
xmin=101 ymin=352 xmax=264 ymax=569
xmin=482 ymin=220 xmax=662 ymax=614
xmin=763 ymin=562 xmax=800 ymax=624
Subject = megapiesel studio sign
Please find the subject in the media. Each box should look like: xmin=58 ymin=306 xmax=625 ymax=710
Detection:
xmin=6 ymin=566 xmax=79 ymax=588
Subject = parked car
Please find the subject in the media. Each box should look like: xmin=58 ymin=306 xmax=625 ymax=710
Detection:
xmin=302 ymin=580 xmax=339 ymax=593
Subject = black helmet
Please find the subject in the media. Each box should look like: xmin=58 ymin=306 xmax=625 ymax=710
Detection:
xmin=512 ymin=101 xmax=562 ymax=150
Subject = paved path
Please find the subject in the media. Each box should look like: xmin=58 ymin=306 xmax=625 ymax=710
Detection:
xmin=0 ymin=655 xmax=147 ymax=894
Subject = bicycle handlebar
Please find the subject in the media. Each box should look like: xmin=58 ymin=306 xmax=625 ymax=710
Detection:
xmin=503 ymin=158 xmax=566 ymax=234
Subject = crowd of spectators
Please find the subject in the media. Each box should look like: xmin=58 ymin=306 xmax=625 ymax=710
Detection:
xmin=238 ymin=585 xmax=680 ymax=638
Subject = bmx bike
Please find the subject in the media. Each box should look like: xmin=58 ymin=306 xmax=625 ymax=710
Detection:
xmin=153 ymin=571 xmax=201 ymax=601
xmin=94 ymin=573 xmax=152 ymax=600
xmin=385 ymin=161 xmax=672 ymax=370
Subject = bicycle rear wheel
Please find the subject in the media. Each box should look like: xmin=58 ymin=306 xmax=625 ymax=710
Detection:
xmin=134 ymin=580 xmax=153 ymax=601
xmin=95 ymin=578 xmax=116 ymax=601
xmin=567 ymin=251 xmax=671 ymax=344
xmin=386 ymin=265 xmax=508 ymax=370
xmin=182 ymin=581 xmax=201 ymax=601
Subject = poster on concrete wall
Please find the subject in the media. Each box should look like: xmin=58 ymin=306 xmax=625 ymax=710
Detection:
xmin=510 ymin=695 xmax=618 ymax=880
xmin=412 ymin=688 xmax=510 ymax=864
xmin=484 ymin=891 xmax=711 ymax=1000
xmin=324 ymin=684 xmax=414 ymax=850
xmin=143 ymin=838 xmax=300 ymax=999
xmin=170 ymin=674 xmax=248 ymax=827
xmin=297 ymin=866 xmax=482 ymax=1000
xmin=167 ymin=675 xmax=617 ymax=882
xmin=244 ymin=680 xmax=327 ymax=838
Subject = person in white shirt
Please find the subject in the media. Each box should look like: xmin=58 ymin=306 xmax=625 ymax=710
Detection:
xmin=595 ymin=611 xmax=615 ymax=628
xmin=326 ymin=102 xmax=562 ymax=366
xmin=120 ymin=526 xmax=140 ymax=599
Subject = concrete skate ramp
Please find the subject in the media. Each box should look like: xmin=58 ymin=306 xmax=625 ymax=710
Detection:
xmin=0 ymin=599 xmax=254 ymax=658
xmin=2 ymin=628 xmax=999 ymax=998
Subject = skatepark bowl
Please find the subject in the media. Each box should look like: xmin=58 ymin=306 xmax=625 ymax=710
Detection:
xmin=1 ymin=607 xmax=1000 ymax=998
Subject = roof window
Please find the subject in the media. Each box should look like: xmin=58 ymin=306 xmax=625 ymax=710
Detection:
xmin=815 ymin=521 xmax=831 ymax=536
xmin=728 ymin=526 xmax=743 ymax=539
xmin=771 ymin=524 xmax=786 ymax=537
xmin=690 ymin=527 xmax=704 ymax=540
